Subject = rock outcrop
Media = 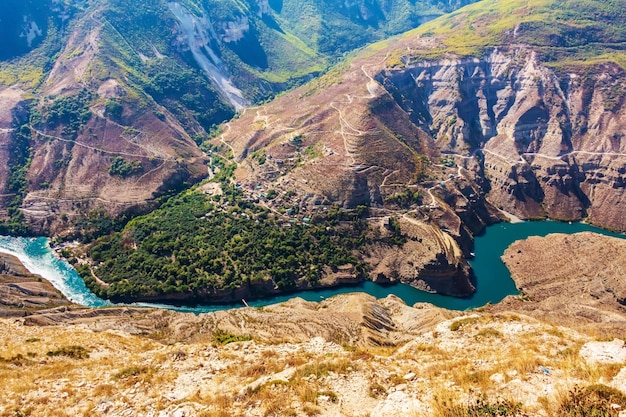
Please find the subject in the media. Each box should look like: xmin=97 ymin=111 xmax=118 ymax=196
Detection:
xmin=368 ymin=216 xmax=475 ymax=296
xmin=380 ymin=48 xmax=626 ymax=230
xmin=0 ymin=252 xmax=70 ymax=315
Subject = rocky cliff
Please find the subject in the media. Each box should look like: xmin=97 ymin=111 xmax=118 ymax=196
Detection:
xmin=206 ymin=0 xmax=626 ymax=298
xmin=381 ymin=48 xmax=626 ymax=230
xmin=218 ymin=0 xmax=626 ymax=270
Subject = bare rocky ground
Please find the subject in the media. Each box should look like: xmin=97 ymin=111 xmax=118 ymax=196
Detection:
xmin=492 ymin=232 xmax=626 ymax=338
xmin=0 ymin=253 xmax=70 ymax=316
xmin=1 ymin=300 xmax=625 ymax=417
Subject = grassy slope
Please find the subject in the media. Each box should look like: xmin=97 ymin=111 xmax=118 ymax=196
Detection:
xmin=390 ymin=0 xmax=626 ymax=69
xmin=2 ymin=309 xmax=625 ymax=416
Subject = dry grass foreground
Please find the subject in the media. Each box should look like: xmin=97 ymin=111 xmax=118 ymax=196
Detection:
xmin=1 ymin=296 xmax=626 ymax=417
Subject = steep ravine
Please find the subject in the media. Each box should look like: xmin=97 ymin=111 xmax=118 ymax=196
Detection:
xmin=168 ymin=2 xmax=249 ymax=111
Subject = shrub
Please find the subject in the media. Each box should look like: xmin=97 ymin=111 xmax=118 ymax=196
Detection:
xmin=104 ymin=99 xmax=124 ymax=120
xmin=559 ymin=385 xmax=626 ymax=417
xmin=213 ymin=329 xmax=252 ymax=345
xmin=113 ymin=365 xmax=152 ymax=380
xmin=108 ymin=156 xmax=143 ymax=177
xmin=450 ymin=317 xmax=479 ymax=332
xmin=46 ymin=345 xmax=89 ymax=359
xmin=435 ymin=395 xmax=527 ymax=417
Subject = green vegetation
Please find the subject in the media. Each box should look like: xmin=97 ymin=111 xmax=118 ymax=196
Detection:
xmin=435 ymin=396 xmax=526 ymax=416
xmin=450 ymin=317 xmax=480 ymax=332
xmin=385 ymin=187 xmax=421 ymax=208
xmin=213 ymin=329 xmax=252 ymax=345
xmin=104 ymin=99 xmax=124 ymax=120
xmin=251 ymin=149 xmax=267 ymax=165
xmin=44 ymin=89 xmax=93 ymax=139
xmin=80 ymin=173 xmax=374 ymax=301
xmin=108 ymin=156 xmax=143 ymax=178
xmin=141 ymin=58 xmax=234 ymax=132
xmin=70 ymin=207 xmax=133 ymax=243
xmin=113 ymin=365 xmax=153 ymax=380
xmin=399 ymin=0 xmax=626 ymax=69
xmin=46 ymin=345 xmax=90 ymax=359
xmin=0 ymin=106 xmax=34 ymax=236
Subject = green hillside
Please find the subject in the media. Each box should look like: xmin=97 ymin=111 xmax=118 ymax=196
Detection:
xmin=397 ymin=0 xmax=626 ymax=68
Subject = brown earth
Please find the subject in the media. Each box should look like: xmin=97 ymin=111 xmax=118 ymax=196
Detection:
xmin=491 ymin=232 xmax=626 ymax=338
xmin=0 ymin=12 xmax=208 ymax=235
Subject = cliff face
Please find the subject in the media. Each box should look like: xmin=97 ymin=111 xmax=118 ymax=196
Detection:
xmin=217 ymin=30 xmax=626 ymax=297
xmin=380 ymin=48 xmax=626 ymax=230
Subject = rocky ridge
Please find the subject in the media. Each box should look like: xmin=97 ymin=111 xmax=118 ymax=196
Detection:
xmin=220 ymin=41 xmax=626 ymax=233
xmin=0 ymin=252 xmax=70 ymax=316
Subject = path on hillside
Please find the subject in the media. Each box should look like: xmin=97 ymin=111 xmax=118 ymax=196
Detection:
xmin=30 ymin=126 xmax=174 ymax=161
xmin=328 ymin=55 xmax=390 ymax=168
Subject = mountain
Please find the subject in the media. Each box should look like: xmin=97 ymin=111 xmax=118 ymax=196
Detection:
xmin=0 ymin=0 xmax=478 ymax=237
xmin=62 ymin=0 xmax=626 ymax=304
xmin=0 ymin=0 xmax=78 ymax=61
xmin=7 ymin=0 xmax=626 ymax=303
xmin=216 ymin=0 xmax=626 ymax=229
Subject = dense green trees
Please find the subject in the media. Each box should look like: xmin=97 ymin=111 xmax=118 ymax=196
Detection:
xmin=108 ymin=157 xmax=143 ymax=178
xmin=44 ymin=89 xmax=93 ymax=139
xmin=0 ymin=110 xmax=34 ymax=235
xmin=83 ymin=184 xmax=371 ymax=302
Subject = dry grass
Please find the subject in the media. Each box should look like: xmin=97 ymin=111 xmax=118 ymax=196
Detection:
xmin=449 ymin=316 xmax=481 ymax=332
xmin=197 ymin=394 xmax=233 ymax=417
xmin=0 ymin=308 xmax=624 ymax=417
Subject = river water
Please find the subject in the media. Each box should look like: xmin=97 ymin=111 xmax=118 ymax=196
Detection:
xmin=0 ymin=221 xmax=623 ymax=312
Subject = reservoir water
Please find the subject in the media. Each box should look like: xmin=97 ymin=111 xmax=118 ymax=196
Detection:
xmin=1 ymin=221 xmax=624 ymax=312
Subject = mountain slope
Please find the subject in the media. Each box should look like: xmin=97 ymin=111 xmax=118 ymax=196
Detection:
xmin=2 ymin=292 xmax=626 ymax=416
xmin=218 ymin=0 xmax=626 ymax=231
xmin=0 ymin=0 xmax=479 ymax=236
xmin=18 ymin=0 xmax=626 ymax=303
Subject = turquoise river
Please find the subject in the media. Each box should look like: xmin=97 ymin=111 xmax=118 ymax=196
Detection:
xmin=0 ymin=221 xmax=624 ymax=312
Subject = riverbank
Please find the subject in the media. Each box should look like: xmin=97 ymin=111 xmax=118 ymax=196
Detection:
xmin=0 ymin=252 xmax=71 ymax=316
xmin=2 ymin=220 xmax=625 ymax=314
